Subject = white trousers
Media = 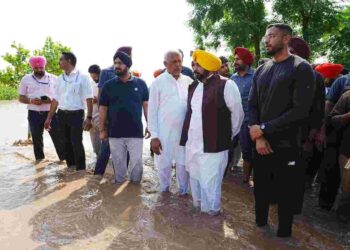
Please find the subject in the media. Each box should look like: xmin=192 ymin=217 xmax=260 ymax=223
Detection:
xmin=156 ymin=160 xmax=189 ymax=194
xmin=188 ymin=151 xmax=228 ymax=213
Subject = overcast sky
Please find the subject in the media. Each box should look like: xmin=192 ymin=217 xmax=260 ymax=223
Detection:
xmin=0 ymin=0 xmax=197 ymax=84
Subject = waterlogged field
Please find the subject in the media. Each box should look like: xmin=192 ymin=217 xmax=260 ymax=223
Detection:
xmin=0 ymin=101 xmax=349 ymax=249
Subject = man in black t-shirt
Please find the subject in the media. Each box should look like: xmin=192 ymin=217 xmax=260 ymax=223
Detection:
xmin=99 ymin=51 xmax=149 ymax=183
xmin=248 ymin=23 xmax=315 ymax=237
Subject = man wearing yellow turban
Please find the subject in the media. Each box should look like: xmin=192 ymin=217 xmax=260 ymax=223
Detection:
xmin=180 ymin=50 xmax=244 ymax=215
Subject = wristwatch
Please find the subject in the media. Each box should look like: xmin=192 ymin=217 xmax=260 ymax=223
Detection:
xmin=87 ymin=115 xmax=92 ymax=120
xmin=260 ymin=123 xmax=266 ymax=131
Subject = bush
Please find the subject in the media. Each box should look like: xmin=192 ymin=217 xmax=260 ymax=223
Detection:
xmin=0 ymin=84 xmax=18 ymax=100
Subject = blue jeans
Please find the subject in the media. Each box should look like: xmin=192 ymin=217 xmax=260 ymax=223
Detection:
xmin=94 ymin=139 xmax=111 ymax=175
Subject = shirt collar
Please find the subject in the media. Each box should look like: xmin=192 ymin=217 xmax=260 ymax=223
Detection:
xmin=32 ymin=72 xmax=48 ymax=79
xmin=165 ymin=70 xmax=182 ymax=81
xmin=64 ymin=68 xmax=79 ymax=77
xmin=234 ymin=67 xmax=254 ymax=77
xmin=116 ymin=74 xmax=135 ymax=82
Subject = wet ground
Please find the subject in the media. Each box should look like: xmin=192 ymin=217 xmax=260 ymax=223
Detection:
xmin=1 ymin=101 xmax=350 ymax=249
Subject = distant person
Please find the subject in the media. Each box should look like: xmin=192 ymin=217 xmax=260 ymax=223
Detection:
xmin=45 ymin=52 xmax=93 ymax=171
xmin=288 ymin=37 xmax=324 ymax=214
xmin=178 ymin=49 xmax=194 ymax=79
xmin=148 ymin=50 xmax=192 ymax=194
xmin=99 ymin=50 xmax=149 ymax=183
xmin=327 ymin=90 xmax=350 ymax=222
xmin=231 ymin=47 xmax=255 ymax=183
xmin=88 ymin=64 xmax=101 ymax=157
xmin=315 ymin=62 xmax=346 ymax=211
xmin=18 ymin=56 xmax=65 ymax=162
xmin=218 ymin=56 xmax=231 ymax=78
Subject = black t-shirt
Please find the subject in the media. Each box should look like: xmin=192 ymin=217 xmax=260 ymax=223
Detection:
xmin=248 ymin=55 xmax=315 ymax=149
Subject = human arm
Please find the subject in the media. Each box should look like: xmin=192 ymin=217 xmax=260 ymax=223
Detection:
xmin=224 ymin=80 xmax=244 ymax=139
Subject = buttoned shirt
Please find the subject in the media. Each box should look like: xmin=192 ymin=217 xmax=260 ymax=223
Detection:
xmin=231 ymin=68 xmax=254 ymax=121
xmin=54 ymin=69 xmax=93 ymax=110
xmin=18 ymin=72 xmax=57 ymax=111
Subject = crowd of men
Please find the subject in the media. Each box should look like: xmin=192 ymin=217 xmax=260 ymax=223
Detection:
xmin=18 ymin=23 xmax=350 ymax=238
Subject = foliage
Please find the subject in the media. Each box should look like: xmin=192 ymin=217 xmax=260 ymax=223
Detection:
xmin=187 ymin=0 xmax=268 ymax=60
xmin=33 ymin=37 xmax=70 ymax=76
xmin=0 ymin=84 xmax=17 ymax=100
xmin=272 ymin=0 xmax=340 ymax=58
xmin=328 ymin=6 xmax=350 ymax=68
xmin=0 ymin=43 xmax=31 ymax=88
xmin=0 ymin=37 xmax=71 ymax=90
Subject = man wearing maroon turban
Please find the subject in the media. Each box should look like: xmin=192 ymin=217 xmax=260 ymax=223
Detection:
xmin=18 ymin=56 xmax=65 ymax=162
xmin=230 ymin=47 xmax=255 ymax=184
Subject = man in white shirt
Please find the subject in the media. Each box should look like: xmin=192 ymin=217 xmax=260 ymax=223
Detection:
xmin=148 ymin=50 xmax=193 ymax=194
xmin=18 ymin=56 xmax=65 ymax=161
xmin=45 ymin=52 xmax=93 ymax=171
xmin=88 ymin=64 xmax=101 ymax=157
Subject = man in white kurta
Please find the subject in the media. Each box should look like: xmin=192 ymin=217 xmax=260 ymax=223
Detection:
xmin=183 ymin=50 xmax=244 ymax=215
xmin=148 ymin=50 xmax=193 ymax=194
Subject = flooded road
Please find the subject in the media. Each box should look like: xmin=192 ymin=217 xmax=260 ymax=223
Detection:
xmin=0 ymin=100 xmax=349 ymax=249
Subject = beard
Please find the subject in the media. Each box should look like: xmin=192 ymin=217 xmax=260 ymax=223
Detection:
xmin=234 ymin=64 xmax=246 ymax=72
xmin=115 ymin=68 xmax=128 ymax=77
xmin=34 ymin=71 xmax=45 ymax=78
xmin=266 ymin=44 xmax=284 ymax=56
xmin=194 ymin=69 xmax=210 ymax=81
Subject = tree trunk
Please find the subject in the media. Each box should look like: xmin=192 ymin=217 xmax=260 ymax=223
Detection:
xmin=254 ymin=36 xmax=261 ymax=64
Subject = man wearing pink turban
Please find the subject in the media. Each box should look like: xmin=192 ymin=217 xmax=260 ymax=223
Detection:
xmin=18 ymin=56 xmax=65 ymax=162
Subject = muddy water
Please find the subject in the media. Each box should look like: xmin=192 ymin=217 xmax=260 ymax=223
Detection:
xmin=0 ymin=100 xmax=349 ymax=249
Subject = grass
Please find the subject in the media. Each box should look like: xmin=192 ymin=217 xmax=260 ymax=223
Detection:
xmin=0 ymin=84 xmax=17 ymax=100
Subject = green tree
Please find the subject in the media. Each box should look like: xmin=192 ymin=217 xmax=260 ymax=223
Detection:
xmin=0 ymin=37 xmax=71 ymax=88
xmin=0 ymin=42 xmax=31 ymax=88
xmin=328 ymin=6 xmax=350 ymax=68
xmin=187 ymin=0 xmax=268 ymax=60
xmin=34 ymin=37 xmax=71 ymax=76
xmin=272 ymin=0 xmax=340 ymax=58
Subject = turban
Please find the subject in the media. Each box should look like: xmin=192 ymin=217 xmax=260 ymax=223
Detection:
xmin=192 ymin=50 xmax=221 ymax=72
xmin=29 ymin=56 xmax=46 ymax=69
xmin=234 ymin=47 xmax=254 ymax=65
xmin=113 ymin=51 xmax=132 ymax=68
xmin=117 ymin=46 xmax=132 ymax=57
xmin=153 ymin=69 xmax=164 ymax=78
xmin=131 ymin=70 xmax=141 ymax=77
xmin=315 ymin=63 xmax=344 ymax=79
xmin=289 ymin=37 xmax=311 ymax=60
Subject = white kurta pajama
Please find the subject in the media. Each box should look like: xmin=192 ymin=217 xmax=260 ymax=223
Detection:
xmin=148 ymin=71 xmax=193 ymax=193
xmin=186 ymin=79 xmax=243 ymax=213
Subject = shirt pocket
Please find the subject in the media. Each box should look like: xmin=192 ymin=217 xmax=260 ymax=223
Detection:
xmin=68 ymin=82 xmax=81 ymax=95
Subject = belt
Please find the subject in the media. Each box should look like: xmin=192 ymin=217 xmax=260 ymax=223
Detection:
xmin=58 ymin=109 xmax=84 ymax=114
xmin=29 ymin=110 xmax=49 ymax=114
